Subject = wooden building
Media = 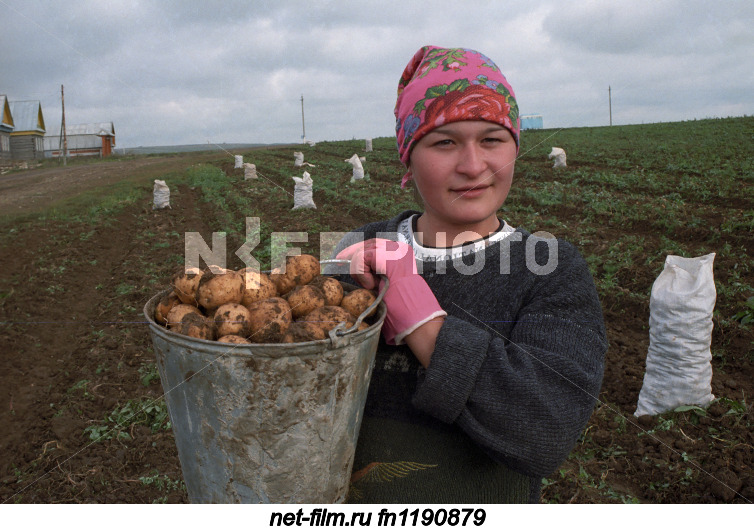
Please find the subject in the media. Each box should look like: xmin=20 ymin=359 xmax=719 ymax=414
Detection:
xmin=0 ymin=95 xmax=14 ymax=161
xmin=9 ymin=100 xmax=46 ymax=160
xmin=44 ymin=122 xmax=116 ymax=158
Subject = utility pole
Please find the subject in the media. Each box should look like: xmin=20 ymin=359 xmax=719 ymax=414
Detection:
xmin=300 ymin=94 xmax=306 ymax=143
xmin=608 ymin=86 xmax=612 ymax=126
xmin=61 ymin=84 xmax=68 ymax=166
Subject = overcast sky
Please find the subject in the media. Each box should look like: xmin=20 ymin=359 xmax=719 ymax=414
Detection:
xmin=2 ymin=0 xmax=752 ymax=148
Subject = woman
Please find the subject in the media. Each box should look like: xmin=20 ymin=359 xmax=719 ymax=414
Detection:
xmin=330 ymin=46 xmax=607 ymax=504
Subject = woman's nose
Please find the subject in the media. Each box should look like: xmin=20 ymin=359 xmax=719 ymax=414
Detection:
xmin=456 ymin=144 xmax=487 ymax=177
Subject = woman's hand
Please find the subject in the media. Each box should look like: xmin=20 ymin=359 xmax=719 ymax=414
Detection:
xmin=336 ymin=239 xmax=446 ymax=359
xmin=336 ymin=238 xmax=416 ymax=290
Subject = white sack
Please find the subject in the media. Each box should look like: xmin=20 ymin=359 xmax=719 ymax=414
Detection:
xmin=294 ymin=151 xmax=316 ymax=167
xmin=243 ymin=163 xmax=257 ymax=180
xmin=548 ymin=147 xmax=567 ymax=168
xmin=292 ymin=171 xmax=316 ymax=210
xmin=635 ymin=253 xmax=717 ymax=417
xmin=305 ymin=140 xmax=317 ymax=147
xmin=152 ymin=179 xmax=171 ymax=210
xmin=234 ymin=155 xmax=243 ymax=169
xmin=365 ymin=138 xmax=373 ymax=152
xmin=346 ymin=153 xmax=365 ymax=182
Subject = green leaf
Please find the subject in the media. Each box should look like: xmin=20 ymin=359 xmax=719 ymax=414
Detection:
xmin=448 ymin=79 xmax=469 ymax=92
xmin=732 ymin=295 xmax=754 ymax=325
xmin=425 ymin=85 xmax=449 ymax=99
xmin=673 ymin=404 xmax=706 ymax=414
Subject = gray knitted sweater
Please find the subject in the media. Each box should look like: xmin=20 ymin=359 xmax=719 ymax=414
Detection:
xmin=331 ymin=211 xmax=607 ymax=504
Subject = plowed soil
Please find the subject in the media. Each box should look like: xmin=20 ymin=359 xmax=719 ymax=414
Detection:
xmin=1 ymin=153 xmax=752 ymax=504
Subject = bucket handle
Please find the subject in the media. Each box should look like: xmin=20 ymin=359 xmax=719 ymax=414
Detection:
xmin=320 ymin=259 xmax=389 ymax=342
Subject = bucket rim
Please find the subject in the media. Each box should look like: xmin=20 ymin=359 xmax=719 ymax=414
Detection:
xmin=143 ymin=286 xmax=386 ymax=359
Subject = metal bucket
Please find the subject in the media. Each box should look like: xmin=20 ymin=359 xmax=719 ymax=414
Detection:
xmin=143 ymin=281 xmax=386 ymax=504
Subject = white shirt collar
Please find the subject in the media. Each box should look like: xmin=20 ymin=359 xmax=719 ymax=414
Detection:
xmin=397 ymin=214 xmax=516 ymax=262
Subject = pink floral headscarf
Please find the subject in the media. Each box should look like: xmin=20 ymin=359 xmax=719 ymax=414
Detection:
xmin=395 ymin=46 xmax=520 ymax=188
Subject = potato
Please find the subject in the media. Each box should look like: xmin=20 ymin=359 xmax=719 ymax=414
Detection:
xmin=154 ymin=291 xmax=182 ymax=325
xmin=271 ymin=254 xmax=320 ymax=295
xmin=206 ymin=264 xmax=228 ymax=275
xmin=308 ymin=276 xmax=344 ymax=306
xmin=269 ymin=267 xmax=296 ymax=296
xmin=217 ymin=334 xmax=251 ymax=345
xmin=238 ymin=268 xmax=277 ymax=307
xmin=285 ymin=254 xmax=320 ymax=286
xmin=301 ymin=306 xmax=356 ymax=333
xmin=340 ymin=288 xmax=377 ymax=319
xmin=197 ymin=269 xmax=244 ymax=310
xmin=177 ymin=312 xmax=215 ymax=340
xmin=213 ymin=302 xmax=252 ymax=338
xmin=281 ymin=321 xmax=327 ymax=343
xmin=172 ymin=267 xmax=203 ymax=304
xmin=166 ymin=303 xmax=202 ymax=330
xmin=246 ymin=297 xmax=293 ymax=343
xmin=286 ymin=285 xmax=325 ymax=318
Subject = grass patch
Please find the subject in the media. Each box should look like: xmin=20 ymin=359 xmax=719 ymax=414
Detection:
xmin=84 ymin=398 xmax=170 ymax=442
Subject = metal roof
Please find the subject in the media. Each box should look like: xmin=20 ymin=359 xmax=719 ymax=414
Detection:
xmin=63 ymin=122 xmax=115 ymax=136
xmin=8 ymin=100 xmax=45 ymax=133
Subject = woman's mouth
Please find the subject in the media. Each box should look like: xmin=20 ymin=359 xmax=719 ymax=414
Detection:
xmin=451 ymin=185 xmax=489 ymax=198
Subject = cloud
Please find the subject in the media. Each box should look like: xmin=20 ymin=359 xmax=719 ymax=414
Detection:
xmin=2 ymin=0 xmax=752 ymax=147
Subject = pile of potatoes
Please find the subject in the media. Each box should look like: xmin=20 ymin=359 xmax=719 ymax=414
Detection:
xmin=153 ymin=254 xmax=378 ymax=345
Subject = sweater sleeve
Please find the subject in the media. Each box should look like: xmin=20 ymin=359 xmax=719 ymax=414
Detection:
xmin=411 ymin=241 xmax=607 ymax=478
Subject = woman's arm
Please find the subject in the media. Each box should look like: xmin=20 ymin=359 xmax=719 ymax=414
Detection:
xmin=412 ymin=245 xmax=607 ymax=477
xmin=403 ymin=316 xmax=445 ymax=368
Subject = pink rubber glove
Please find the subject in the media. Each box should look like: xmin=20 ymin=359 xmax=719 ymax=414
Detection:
xmin=336 ymin=239 xmax=446 ymax=345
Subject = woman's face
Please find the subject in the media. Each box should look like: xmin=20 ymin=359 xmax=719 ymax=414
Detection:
xmin=408 ymin=120 xmax=517 ymax=243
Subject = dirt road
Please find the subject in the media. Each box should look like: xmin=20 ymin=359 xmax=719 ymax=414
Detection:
xmin=0 ymin=155 xmax=216 ymax=217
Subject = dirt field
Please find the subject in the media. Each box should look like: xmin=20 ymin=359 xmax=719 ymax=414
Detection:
xmin=0 ymin=157 xmax=215 ymax=502
xmin=0 ymin=154 xmax=219 ymax=216
xmin=1 ymin=150 xmax=752 ymax=504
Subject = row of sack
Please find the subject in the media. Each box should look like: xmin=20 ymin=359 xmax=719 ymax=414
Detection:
xmin=157 ymin=140 xmax=561 ymax=211
xmin=230 ymin=140 xmax=373 ymax=211
xmin=234 ymin=155 xmax=258 ymax=180
xmin=289 ymin=140 xmax=373 ymax=210
xmin=232 ymin=141 xmax=563 ymax=185
xmin=150 ymin=166 xmax=319 ymax=211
